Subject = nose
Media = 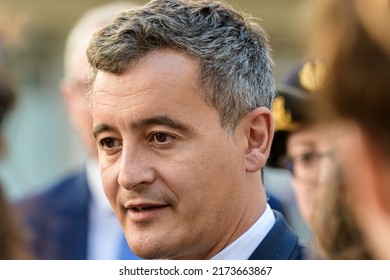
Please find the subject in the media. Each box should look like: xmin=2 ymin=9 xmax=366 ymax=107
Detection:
xmin=117 ymin=145 xmax=155 ymax=190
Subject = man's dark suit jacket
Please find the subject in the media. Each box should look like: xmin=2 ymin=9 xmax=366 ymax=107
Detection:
xmin=248 ymin=211 xmax=309 ymax=260
xmin=14 ymin=168 xmax=91 ymax=259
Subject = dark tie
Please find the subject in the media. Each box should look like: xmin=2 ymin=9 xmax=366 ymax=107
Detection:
xmin=119 ymin=234 xmax=142 ymax=260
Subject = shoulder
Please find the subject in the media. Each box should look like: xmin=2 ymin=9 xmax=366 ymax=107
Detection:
xmin=249 ymin=211 xmax=311 ymax=260
xmin=13 ymin=167 xmax=90 ymax=215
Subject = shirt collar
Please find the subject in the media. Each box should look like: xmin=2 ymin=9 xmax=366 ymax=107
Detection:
xmin=86 ymin=158 xmax=113 ymax=214
xmin=210 ymin=203 xmax=275 ymax=260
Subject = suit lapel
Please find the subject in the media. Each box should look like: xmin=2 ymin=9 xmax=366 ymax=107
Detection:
xmin=248 ymin=211 xmax=300 ymax=260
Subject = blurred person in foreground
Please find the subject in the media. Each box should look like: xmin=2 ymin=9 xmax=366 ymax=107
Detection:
xmin=269 ymin=58 xmax=374 ymax=259
xmin=0 ymin=8 xmax=31 ymax=259
xmin=15 ymin=2 xmax=140 ymax=260
xmin=307 ymin=0 xmax=389 ymax=259
xmin=86 ymin=0 xmax=309 ymax=260
xmin=0 ymin=47 xmax=30 ymax=259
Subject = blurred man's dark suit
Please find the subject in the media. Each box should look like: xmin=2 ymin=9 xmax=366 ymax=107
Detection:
xmin=14 ymin=168 xmax=91 ymax=259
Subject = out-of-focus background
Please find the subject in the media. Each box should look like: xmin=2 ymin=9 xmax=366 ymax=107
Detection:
xmin=0 ymin=0 xmax=312 ymax=238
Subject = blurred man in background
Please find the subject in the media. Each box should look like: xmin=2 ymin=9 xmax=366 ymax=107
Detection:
xmin=15 ymin=2 xmax=141 ymax=260
xmin=268 ymin=59 xmax=330 ymax=238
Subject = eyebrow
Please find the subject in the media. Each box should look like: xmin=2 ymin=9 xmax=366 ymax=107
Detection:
xmin=93 ymin=123 xmax=118 ymax=139
xmin=132 ymin=115 xmax=188 ymax=131
xmin=93 ymin=115 xmax=189 ymax=139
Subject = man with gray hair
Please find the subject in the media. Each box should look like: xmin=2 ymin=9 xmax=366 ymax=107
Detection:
xmin=87 ymin=0 xmax=308 ymax=260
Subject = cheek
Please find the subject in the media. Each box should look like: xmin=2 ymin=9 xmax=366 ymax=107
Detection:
xmin=292 ymin=180 xmax=317 ymax=221
xmin=79 ymin=110 xmax=93 ymax=129
xmin=336 ymin=137 xmax=364 ymax=203
xmin=73 ymin=109 xmax=93 ymax=134
xmin=188 ymin=146 xmax=241 ymax=206
xmin=168 ymin=148 xmax=231 ymax=211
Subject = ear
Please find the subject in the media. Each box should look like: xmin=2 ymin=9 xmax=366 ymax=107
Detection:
xmin=59 ymin=80 xmax=72 ymax=107
xmin=242 ymin=107 xmax=274 ymax=173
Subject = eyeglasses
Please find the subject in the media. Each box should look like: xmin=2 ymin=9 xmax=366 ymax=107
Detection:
xmin=283 ymin=150 xmax=333 ymax=182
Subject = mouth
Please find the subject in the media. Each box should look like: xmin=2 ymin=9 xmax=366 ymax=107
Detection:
xmin=125 ymin=202 xmax=169 ymax=222
xmin=131 ymin=205 xmax=166 ymax=212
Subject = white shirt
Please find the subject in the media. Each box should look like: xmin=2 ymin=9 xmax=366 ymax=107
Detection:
xmin=210 ymin=203 xmax=275 ymax=260
xmin=86 ymin=159 xmax=124 ymax=260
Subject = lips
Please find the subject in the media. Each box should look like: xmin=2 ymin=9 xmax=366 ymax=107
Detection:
xmin=124 ymin=201 xmax=169 ymax=222
xmin=131 ymin=205 xmax=165 ymax=212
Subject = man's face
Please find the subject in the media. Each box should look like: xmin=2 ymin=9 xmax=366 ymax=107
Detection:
xmin=61 ymin=48 xmax=97 ymax=159
xmin=286 ymin=125 xmax=332 ymax=225
xmin=91 ymin=49 xmax=252 ymax=259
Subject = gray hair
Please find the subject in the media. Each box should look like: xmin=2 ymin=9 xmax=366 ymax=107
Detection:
xmin=87 ymin=0 xmax=275 ymax=131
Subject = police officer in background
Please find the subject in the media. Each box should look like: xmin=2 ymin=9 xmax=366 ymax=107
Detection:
xmin=268 ymin=59 xmax=331 ymax=246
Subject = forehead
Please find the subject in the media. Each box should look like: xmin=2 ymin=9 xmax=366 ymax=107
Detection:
xmin=90 ymin=49 xmax=218 ymax=128
xmin=92 ymin=49 xmax=201 ymax=96
xmin=287 ymin=125 xmax=330 ymax=149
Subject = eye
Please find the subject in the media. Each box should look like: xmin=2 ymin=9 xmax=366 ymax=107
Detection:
xmin=297 ymin=152 xmax=318 ymax=166
xmin=151 ymin=132 xmax=175 ymax=144
xmin=99 ymin=137 xmax=121 ymax=150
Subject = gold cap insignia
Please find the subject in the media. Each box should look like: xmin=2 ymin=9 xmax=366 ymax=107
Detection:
xmin=272 ymin=96 xmax=298 ymax=131
xmin=299 ymin=59 xmax=325 ymax=92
